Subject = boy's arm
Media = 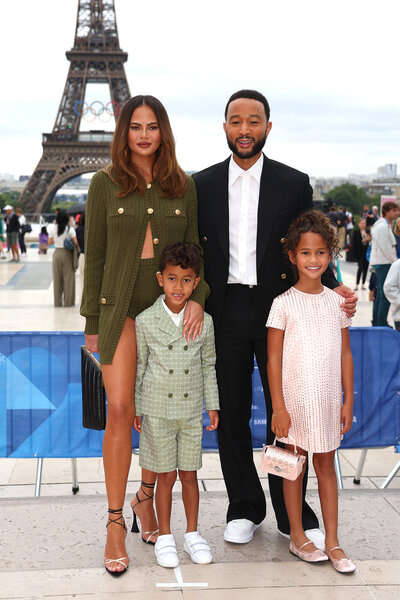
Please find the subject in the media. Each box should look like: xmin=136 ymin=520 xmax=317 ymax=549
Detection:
xmin=267 ymin=328 xmax=291 ymax=439
xmin=341 ymin=327 xmax=354 ymax=434
xmin=135 ymin=318 xmax=150 ymax=417
xmin=201 ymin=319 xmax=220 ymax=411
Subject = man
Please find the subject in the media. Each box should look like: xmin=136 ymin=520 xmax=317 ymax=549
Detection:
xmin=336 ymin=205 xmax=347 ymax=249
xmin=16 ymin=207 xmax=27 ymax=255
xmin=4 ymin=205 xmax=20 ymax=263
xmin=193 ymin=90 xmax=356 ymax=546
xmin=370 ymin=201 xmax=400 ymax=326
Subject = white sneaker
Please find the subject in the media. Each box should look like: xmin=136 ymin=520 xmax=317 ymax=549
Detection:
xmin=224 ymin=519 xmax=261 ymax=543
xmin=184 ymin=531 xmax=212 ymax=564
xmin=155 ymin=534 xmax=179 ymax=568
xmin=305 ymin=528 xmax=325 ymax=551
xmin=278 ymin=527 xmax=325 ymax=551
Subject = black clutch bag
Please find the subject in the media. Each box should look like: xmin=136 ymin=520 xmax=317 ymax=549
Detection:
xmin=81 ymin=346 xmax=106 ymax=430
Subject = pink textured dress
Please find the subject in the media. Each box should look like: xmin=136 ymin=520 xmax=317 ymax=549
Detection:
xmin=266 ymin=286 xmax=351 ymax=453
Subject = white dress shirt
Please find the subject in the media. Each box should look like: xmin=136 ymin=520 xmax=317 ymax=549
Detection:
xmin=162 ymin=295 xmax=186 ymax=326
xmin=227 ymin=154 xmax=263 ymax=285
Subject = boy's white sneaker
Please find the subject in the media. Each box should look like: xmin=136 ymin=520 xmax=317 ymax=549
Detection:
xmin=155 ymin=534 xmax=179 ymax=568
xmin=184 ymin=531 xmax=213 ymax=564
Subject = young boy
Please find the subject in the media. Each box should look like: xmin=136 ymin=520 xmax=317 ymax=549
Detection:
xmin=134 ymin=242 xmax=220 ymax=568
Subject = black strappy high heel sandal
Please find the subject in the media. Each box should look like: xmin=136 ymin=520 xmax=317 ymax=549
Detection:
xmin=104 ymin=507 xmax=129 ymax=576
xmin=131 ymin=481 xmax=159 ymax=545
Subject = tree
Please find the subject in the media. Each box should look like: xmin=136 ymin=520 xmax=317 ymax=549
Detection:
xmin=325 ymin=184 xmax=379 ymax=218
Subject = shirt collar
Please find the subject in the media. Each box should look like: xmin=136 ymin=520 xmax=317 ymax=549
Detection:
xmin=161 ymin=295 xmax=186 ymax=322
xmin=229 ymin=153 xmax=264 ymax=186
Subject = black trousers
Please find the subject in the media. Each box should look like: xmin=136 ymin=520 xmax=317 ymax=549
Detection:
xmin=356 ymin=257 xmax=369 ymax=285
xmin=215 ymin=284 xmax=319 ymax=533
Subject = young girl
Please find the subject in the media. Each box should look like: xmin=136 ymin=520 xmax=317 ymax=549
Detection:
xmin=38 ymin=226 xmax=49 ymax=254
xmin=267 ymin=209 xmax=355 ymax=574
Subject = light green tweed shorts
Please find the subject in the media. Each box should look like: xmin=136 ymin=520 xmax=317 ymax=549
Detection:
xmin=139 ymin=414 xmax=203 ymax=473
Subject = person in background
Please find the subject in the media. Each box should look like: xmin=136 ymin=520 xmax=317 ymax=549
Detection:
xmin=81 ymin=95 xmax=208 ymax=576
xmin=4 ymin=204 xmax=20 ymax=263
xmin=336 ymin=206 xmax=347 ymax=249
xmin=370 ymin=201 xmax=400 ymax=326
xmin=38 ymin=226 xmax=49 ymax=254
xmin=371 ymin=205 xmax=379 ymax=222
xmin=48 ymin=209 xmax=79 ymax=307
xmin=393 ymin=218 xmax=400 ymax=258
xmin=351 ymin=218 xmax=370 ymax=290
xmin=361 ymin=204 xmax=370 ymax=219
xmin=345 ymin=211 xmax=353 ymax=245
xmin=75 ymin=214 xmax=85 ymax=285
xmin=384 ymin=258 xmax=400 ymax=332
xmin=0 ymin=215 xmax=6 ymax=259
xmin=16 ymin=207 xmax=27 ymax=255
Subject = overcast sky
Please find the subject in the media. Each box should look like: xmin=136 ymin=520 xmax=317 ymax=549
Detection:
xmin=1 ymin=0 xmax=399 ymax=180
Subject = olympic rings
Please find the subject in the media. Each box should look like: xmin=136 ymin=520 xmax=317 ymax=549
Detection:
xmin=73 ymin=100 xmax=121 ymax=122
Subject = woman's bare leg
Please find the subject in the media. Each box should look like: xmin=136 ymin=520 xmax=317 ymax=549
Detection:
xmin=131 ymin=467 xmax=159 ymax=543
xmin=101 ymin=317 xmax=136 ymax=572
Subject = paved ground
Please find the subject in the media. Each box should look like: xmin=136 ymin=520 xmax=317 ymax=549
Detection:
xmin=0 ymin=246 xmax=399 ymax=599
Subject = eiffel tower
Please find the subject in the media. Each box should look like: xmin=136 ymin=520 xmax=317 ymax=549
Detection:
xmin=20 ymin=0 xmax=130 ymax=215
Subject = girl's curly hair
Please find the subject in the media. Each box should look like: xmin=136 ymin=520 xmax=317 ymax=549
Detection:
xmin=283 ymin=209 xmax=340 ymax=277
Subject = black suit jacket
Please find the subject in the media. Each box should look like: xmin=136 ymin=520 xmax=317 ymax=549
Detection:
xmin=193 ymin=154 xmax=338 ymax=331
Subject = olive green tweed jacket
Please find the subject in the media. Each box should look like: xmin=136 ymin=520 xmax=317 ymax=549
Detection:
xmin=80 ymin=171 xmax=210 ymax=364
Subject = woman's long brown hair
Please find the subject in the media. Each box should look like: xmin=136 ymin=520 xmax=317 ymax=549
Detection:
xmin=105 ymin=95 xmax=187 ymax=198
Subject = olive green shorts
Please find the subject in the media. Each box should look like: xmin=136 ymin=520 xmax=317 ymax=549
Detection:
xmin=139 ymin=414 xmax=203 ymax=473
xmin=126 ymin=258 xmax=161 ymax=320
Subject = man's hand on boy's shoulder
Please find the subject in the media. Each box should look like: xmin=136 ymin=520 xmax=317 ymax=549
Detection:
xmin=333 ymin=284 xmax=358 ymax=318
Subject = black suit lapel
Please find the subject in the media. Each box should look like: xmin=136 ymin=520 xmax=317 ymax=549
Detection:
xmin=256 ymin=155 xmax=287 ymax=271
xmin=208 ymin=158 xmax=230 ymax=266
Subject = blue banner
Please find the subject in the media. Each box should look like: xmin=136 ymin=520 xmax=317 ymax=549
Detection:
xmin=0 ymin=328 xmax=399 ymax=458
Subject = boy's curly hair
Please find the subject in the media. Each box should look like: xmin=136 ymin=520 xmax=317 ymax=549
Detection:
xmin=159 ymin=242 xmax=201 ymax=276
xmin=283 ymin=209 xmax=340 ymax=276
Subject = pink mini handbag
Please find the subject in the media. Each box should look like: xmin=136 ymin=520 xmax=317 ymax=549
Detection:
xmin=260 ymin=435 xmax=306 ymax=480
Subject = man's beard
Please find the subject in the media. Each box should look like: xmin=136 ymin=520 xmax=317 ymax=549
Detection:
xmin=226 ymin=133 xmax=267 ymax=159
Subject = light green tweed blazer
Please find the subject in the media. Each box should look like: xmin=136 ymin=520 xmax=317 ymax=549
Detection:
xmin=135 ymin=296 xmax=220 ymax=420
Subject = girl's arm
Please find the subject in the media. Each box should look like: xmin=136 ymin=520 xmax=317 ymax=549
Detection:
xmin=341 ymin=327 xmax=354 ymax=434
xmin=267 ymin=327 xmax=291 ymax=439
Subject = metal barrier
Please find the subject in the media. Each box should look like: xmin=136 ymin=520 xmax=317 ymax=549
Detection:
xmin=1 ymin=328 xmax=399 ymax=492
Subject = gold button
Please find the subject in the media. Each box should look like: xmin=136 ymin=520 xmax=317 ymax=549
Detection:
xmin=169 ymin=369 xmax=173 ymax=374
xmin=101 ymin=297 xmax=107 ymax=304
xmin=281 ymin=273 xmax=287 ymax=279
xmin=184 ymin=345 xmax=188 ymax=351
xmin=184 ymin=393 xmax=188 ymax=398
xmin=175 ymin=209 xmax=181 ymax=216
xmin=202 ymin=236 xmax=207 ymax=242
xmin=184 ymin=369 xmax=189 ymax=374
xmin=168 ymin=345 xmax=173 ymax=350
xmin=147 ymin=183 xmax=152 ymax=189
xmin=280 ymin=237 xmax=285 ymax=243
xmin=168 ymin=393 xmax=173 ymax=398
xmin=147 ymin=208 xmax=153 ymax=215
xmin=153 ymin=238 xmax=159 ymax=245
xmin=117 ymin=208 xmax=124 ymax=214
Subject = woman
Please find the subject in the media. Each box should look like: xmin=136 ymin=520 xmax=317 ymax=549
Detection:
xmin=351 ymin=218 xmax=370 ymax=290
xmin=48 ymin=209 xmax=79 ymax=306
xmin=80 ymin=95 xmax=209 ymax=575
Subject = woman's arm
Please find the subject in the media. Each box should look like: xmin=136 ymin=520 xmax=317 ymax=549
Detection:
xmin=340 ymin=327 xmax=354 ymax=434
xmin=80 ymin=173 xmax=108 ymax=335
xmin=267 ymin=328 xmax=290 ymax=439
